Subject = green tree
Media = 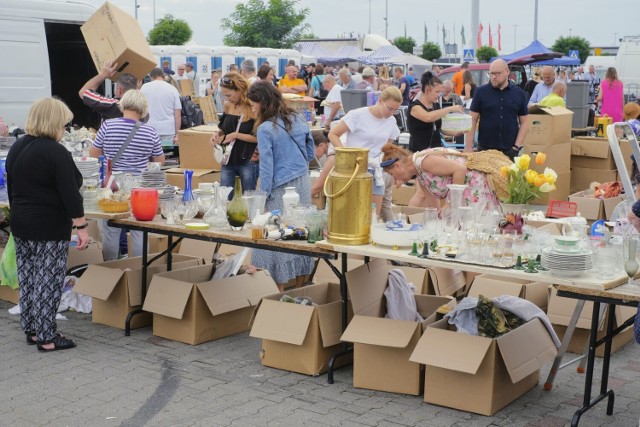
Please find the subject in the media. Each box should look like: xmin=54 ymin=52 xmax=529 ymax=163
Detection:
xmin=393 ymin=36 xmax=416 ymax=54
xmin=476 ymin=46 xmax=498 ymax=63
xmin=551 ymin=36 xmax=590 ymax=64
xmin=147 ymin=15 xmax=192 ymax=45
xmin=420 ymin=42 xmax=441 ymax=61
xmin=221 ymin=0 xmax=310 ymax=48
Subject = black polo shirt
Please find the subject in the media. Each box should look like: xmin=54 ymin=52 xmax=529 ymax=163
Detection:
xmin=470 ymin=81 xmax=528 ymax=150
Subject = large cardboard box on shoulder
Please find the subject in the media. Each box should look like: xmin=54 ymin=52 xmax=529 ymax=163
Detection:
xmin=568 ymin=190 xmax=624 ymax=221
xmin=525 ymin=106 xmax=573 ymax=146
xmin=410 ymin=317 xmax=557 ymax=416
xmin=250 ymin=282 xmax=349 ymax=376
xmin=571 ymin=136 xmax=632 ymax=172
xmin=165 ymin=168 xmax=221 ymax=190
xmin=340 ymin=259 xmax=454 ymax=395
xmin=547 ymin=288 xmax=636 ymax=357
xmin=73 ymin=254 xmax=203 ymax=330
xmin=467 ymin=275 xmax=550 ymax=311
xmin=81 ymin=2 xmax=156 ymax=80
xmin=178 ymin=125 xmax=221 ymax=170
xmin=143 ymin=265 xmax=278 ymax=345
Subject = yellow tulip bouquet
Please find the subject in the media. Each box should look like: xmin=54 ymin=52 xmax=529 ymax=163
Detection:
xmin=500 ymin=152 xmax=557 ymax=204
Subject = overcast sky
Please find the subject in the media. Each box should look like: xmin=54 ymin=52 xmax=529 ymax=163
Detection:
xmin=88 ymin=0 xmax=634 ymax=52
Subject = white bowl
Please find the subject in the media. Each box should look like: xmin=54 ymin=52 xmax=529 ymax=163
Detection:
xmin=370 ymin=223 xmax=421 ymax=247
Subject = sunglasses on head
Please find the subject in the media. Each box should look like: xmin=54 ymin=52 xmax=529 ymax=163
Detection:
xmin=381 ymin=158 xmax=399 ymax=168
xmin=221 ymin=76 xmax=236 ymax=88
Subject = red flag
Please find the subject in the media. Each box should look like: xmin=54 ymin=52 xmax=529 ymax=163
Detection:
xmin=477 ymin=23 xmax=483 ymax=47
xmin=488 ymin=24 xmax=493 ymax=47
xmin=498 ymin=24 xmax=502 ymax=50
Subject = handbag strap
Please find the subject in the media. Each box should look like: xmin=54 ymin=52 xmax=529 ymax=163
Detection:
xmin=112 ymin=121 xmax=142 ymax=167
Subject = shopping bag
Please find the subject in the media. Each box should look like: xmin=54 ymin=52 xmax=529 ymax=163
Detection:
xmin=0 ymin=234 xmax=19 ymax=290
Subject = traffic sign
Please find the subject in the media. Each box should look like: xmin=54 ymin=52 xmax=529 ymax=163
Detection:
xmin=568 ymin=50 xmax=579 ymax=59
xmin=463 ymin=49 xmax=475 ymax=61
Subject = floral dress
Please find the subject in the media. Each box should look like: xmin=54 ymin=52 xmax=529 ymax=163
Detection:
xmin=412 ymin=148 xmax=499 ymax=207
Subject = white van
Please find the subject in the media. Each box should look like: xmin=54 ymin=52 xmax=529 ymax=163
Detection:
xmin=616 ymin=36 xmax=640 ymax=97
xmin=584 ymin=55 xmax=616 ymax=81
xmin=0 ymin=0 xmax=96 ymax=128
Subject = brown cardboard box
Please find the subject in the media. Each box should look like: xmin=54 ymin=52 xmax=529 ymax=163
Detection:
xmin=143 ymin=265 xmax=278 ymax=345
xmin=392 ymin=185 xmax=416 ymax=206
xmin=165 ymin=168 xmax=221 ymax=190
xmin=178 ymin=126 xmax=221 ymax=170
xmin=250 ymin=282 xmax=348 ymax=376
xmin=467 ymin=275 xmax=550 ymax=311
xmin=176 ymin=239 xmax=246 ymax=263
xmin=547 ymin=288 xmax=636 ymax=357
xmin=525 ymin=106 xmax=573 ymax=146
xmin=340 ymin=259 xmax=454 ymax=395
xmin=426 ymin=267 xmax=467 ymax=296
xmin=410 ymin=317 xmax=557 ymax=416
xmin=0 ymin=284 xmax=18 ymax=304
xmin=570 ymin=168 xmax=619 ymax=195
xmin=571 ymin=137 xmax=632 ymax=171
xmin=531 ymin=171 xmax=571 ymax=205
xmin=127 ymin=233 xmax=180 ymax=257
xmin=523 ymin=142 xmax=571 ymax=174
xmin=568 ymin=190 xmax=624 ymax=220
xmin=80 ymin=2 xmax=156 ymax=80
xmin=73 ymin=254 xmax=202 ymax=330
xmin=72 ymin=219 xmax=101 ymax=242
xmin=309 ymin=176 xmax=326 ymax=210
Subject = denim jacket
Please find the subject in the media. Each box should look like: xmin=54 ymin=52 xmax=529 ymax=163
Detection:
xmin=257 ymin=114 xmax=314 ymax=196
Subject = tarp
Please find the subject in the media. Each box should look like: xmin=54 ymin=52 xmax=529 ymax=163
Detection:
xmin=294 ymin=42 xmax=329 ymax=59
xmin=317 ymin=45 xmax=368 ymax=64
xmin=359 ymin=45 xmax=405 ymax=65
xmin=490 ymin=40 xmax=578 ymax=66
xmin=492 ymin=40 xmax=552 ymax=62
xmin=384 ymin=53 xmax=433 ymax=67
xmin=531 ymin=56 xmax=580 ymax=66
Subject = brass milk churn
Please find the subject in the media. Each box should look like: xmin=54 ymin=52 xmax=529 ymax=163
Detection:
xmin=323 ymin=147 xmax=372 ymax=245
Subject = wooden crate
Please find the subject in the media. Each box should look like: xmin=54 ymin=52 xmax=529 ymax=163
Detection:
xmin=177 ymin=79 xmax=196 ymax=98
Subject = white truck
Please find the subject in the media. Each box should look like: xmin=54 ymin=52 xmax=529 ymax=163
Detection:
xmin=616 ymin=35 xmax=640 ymax=100
xmin=0 ymin=0 xmax=97 ymax=129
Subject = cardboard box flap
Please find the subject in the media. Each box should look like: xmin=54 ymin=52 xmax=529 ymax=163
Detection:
xmin=73 ymin=264 xmax=125 ymax=300
xmin=429 ymin=267 xmax=466 ymax=296
xmin=409 ymin=320 xmax=492 ymax=374
xmin=528 ymin=105 xmax=574 ymax=117
xmin=166 ymin=168 xmax=218 ymax=177
xmin=340 ymin=315 xmax=419 ymax=348
xmin=346 ymin=258 xmax=390 ymax=317
xmin=571 ymin=138 xmax=611 ymax=160
xmin=467 ymin=276 xmax=525 ymax=299
xmin=249 ymin=298 xmax=314 ymax=345
xmin=142 ymin=276 xmax=193 ymax=319
xmin=496 ymin=318 xmax=558 ymax=383
xmin=198 ymin=270 xmax=278 ymax=316
xmin=316 ymin=299 xmax=344 ymax=347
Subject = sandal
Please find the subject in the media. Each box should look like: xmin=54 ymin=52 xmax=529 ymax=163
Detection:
xmin=25 ymin=332 xmax=37 ymax=345
xmin=36 ymin=333 xmax=76 ymax=352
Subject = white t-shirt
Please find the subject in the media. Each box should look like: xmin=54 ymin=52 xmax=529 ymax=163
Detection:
xmin=323 ymin=84 xmax=344 ymax=119
xmin=140 ymin=79 xmax=182 ymax=136
xmin=341 ymin=107 xmax=400 ymax=156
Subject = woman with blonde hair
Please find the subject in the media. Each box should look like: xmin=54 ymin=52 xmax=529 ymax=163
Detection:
xmin=596 ymin=67 xmax=624 ymax=123
xmin=7 ymin=97 xmax=89 ymax=351
xmin=376 ymin=65 xmax=392 ymax=91
xmin=461 ymin=70 xmax=477 ymax=100
xmin=210 ymin=72 xmax=258 ymax=196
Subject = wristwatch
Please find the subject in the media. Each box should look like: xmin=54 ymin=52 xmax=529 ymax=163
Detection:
xmin=73 ymin=222 xmax=89 ymax=230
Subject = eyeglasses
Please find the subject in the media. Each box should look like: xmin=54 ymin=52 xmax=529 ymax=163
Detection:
xmin=381 ymin=99 xmax=399 ymax=113
xmin=490 ymin=69 xmax=507 ymax=77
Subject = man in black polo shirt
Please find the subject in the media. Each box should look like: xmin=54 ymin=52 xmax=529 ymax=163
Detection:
xmin=465 ymin=59 xmax=529 ymax=160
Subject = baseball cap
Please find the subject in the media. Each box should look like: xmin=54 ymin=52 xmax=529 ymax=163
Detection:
xmin=185 ymin=61 xmax=194 ymax=68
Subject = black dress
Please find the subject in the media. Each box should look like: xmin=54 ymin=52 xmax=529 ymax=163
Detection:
xmin=407 ymin=99 xmax=443 ymax=152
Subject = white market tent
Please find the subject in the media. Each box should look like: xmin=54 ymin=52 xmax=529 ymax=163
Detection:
xmin=385 ymin=52 xmax=433 ymax=67
xmin=317 ymin=45 xmax=369 ymax=64
xmin=358 ymin=45 xmax=404 ymax=64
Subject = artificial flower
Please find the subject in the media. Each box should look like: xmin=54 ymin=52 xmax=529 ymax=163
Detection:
xmin=514 ymin=154 xmax=531 ymax=170
xmin=534 ymin=152 xmax=547 ymax=165
xmin=501 ymin=155 xmax=559 ymax=204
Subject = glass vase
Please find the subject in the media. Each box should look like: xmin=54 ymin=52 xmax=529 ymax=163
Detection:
xmin=227 ymin=176 xmax=248 ymax=230
xmin=182 ymin=169 xmax=195 ymax=202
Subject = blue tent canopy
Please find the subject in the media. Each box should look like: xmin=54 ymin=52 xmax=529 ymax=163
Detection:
xmin=490 ymin=40 xmax=579 ymax=65
xmin=531 ymin=56 xmax=580 ymax=66
xmin=492 ymin=40 xmax=552 ymax=62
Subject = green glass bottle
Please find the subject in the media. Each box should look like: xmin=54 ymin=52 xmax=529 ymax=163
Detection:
xmin=227 ymin=176 xmax=248 ymax=230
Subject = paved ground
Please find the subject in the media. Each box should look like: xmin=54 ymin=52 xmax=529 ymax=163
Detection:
xmin=0 ymin=300 xmax=639 ymax=427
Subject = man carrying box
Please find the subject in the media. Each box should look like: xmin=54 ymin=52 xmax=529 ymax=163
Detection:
xmin=78 ymin=60 xmax=138 ymax=121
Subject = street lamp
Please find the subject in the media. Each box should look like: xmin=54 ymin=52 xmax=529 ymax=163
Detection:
xmin=384 ymin=0 xmax=388 ymax=39
xmin=134 ymin=0 xmax=139 ymax=20
xmin=368 ymin=0 xmax=371 ymax=34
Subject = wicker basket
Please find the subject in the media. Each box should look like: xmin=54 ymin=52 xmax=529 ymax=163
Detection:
xmin=98 ymin=199 xmax=130 ymax=213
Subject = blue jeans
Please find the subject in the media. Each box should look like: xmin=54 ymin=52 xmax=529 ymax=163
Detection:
xmin=221 ymin=160 xmax=258 ymax=199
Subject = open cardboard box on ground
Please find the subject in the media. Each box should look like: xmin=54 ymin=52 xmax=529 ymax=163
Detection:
xmin=178 ymin=126 xmax=221 ymax=170
xmin=143 ymin=265 xmax=278 ymax=345
xmin=524 ymin=106 xmax=573 ymax=146
xmin=250 ymin=282 xmax=350 ymax=376
xmin=74 ymin=254 xmax=203 ymax=330
xmin=410 ymin=317 xmax=557 ymax=416
xmin=547 ymin=288 xmax=636 ymax=357
xmin=467 ymin=275 xmax=550 ymax=311
xmin=81 ymin=2 xmax=156 ymax=80
xmin=570 ymin=168 xmax=620 ymax=195
xmin=568 ymin=190 xmax=624 ymax=221
xmin=340 ymin=259 xmax=454 ymax=395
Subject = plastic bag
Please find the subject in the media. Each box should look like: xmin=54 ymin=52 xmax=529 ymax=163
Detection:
xmin=0 ymin=234 xmax=18 ymax=290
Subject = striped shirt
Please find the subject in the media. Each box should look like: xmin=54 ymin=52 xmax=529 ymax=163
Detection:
xmin=94 ymin=118 xmax=163 ymax=174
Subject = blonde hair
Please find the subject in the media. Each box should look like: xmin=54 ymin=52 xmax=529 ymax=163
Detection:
xmin=380 ymin=86 xmax=402 ymax=103
xmin=25 ymin=97 xmax=73 ymax=141
xmin=379 ymin=66 xmax=390 ymax=80
xmin=119 ymin=90 xmax=148 ymax=118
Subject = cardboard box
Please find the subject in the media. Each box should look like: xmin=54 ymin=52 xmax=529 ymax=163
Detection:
xmin=392 ymin=185 xmax=416 ymax=206
xmin=426 ymin=267 xmax=467 ymax=297
xmin=571 ymin=137 xmax=632 ymax=171
xmin=166 ymin=168 xmax=220 ymax=190
xmin=568 ymin=190 xmax=624 ymax=220
xmin=0 ymin=285 xmax=18 ymax=304
xmin=467 ymin=275 xmax=550 ymax=311
xmin=81 ymin=2 xmax=156 ymax=80
xmin=547 ymin=288 xmax=636 ymax=357
xmin=523 ymin=142 xmax=571 ymax=174
xmin=570 ymin=168 xmax=619 ymax=195
xmin=525 ymin=106 xmax=573 ymax=146
xmin=178 ymin=126 xmax=221 ymax=170
xmin=340 ymin=259 xmax=453 ymax=395
xmin=67 ymin=241 xmax=104 ymax=268
xmin=250 ymin=282 xmax=348 ymax=376
xmin=309 ymin=176 xmax=326 ymax=210
xmin=127 ymin=233 xmax=180 ymax=257
xmin=73 ymin=254 xmax=202 ymax=330
xmin=72 ymin=219 xmax=101 ymax=242
xmin=143 ymin=265 xmax=278 ymax=345
xmin=193 ymin=97 xmax=219 ymax=125
xmin=410 ymin=317 xmax=557 ymax=415
xmin=532 ymin=171 xmax=571 ymax=205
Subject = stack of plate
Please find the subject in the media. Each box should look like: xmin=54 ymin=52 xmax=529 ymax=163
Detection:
xmin=141 ymin=169 xmax=167 ymax=188
xmin=74 ymin=157 xmax=100 ymax=178
xmin=541 ymin=247 xmax=593 ymax=277
xmin=158 ymin=185 xmax=177 ymax=202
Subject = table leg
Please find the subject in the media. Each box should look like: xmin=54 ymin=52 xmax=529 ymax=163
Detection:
xmin=167 ymin=235 xmax=173 ymax=271
xmin=544 ymin=300 xmax=585 ymax=390
xmin=327 ymin=252 xmax=353 ymax=384
xmin=125 ymin=230 xmax=149 ymax=337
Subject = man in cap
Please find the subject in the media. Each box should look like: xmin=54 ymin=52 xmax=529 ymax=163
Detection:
xmin=185 ymin=62 xmax=196 ymax=81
